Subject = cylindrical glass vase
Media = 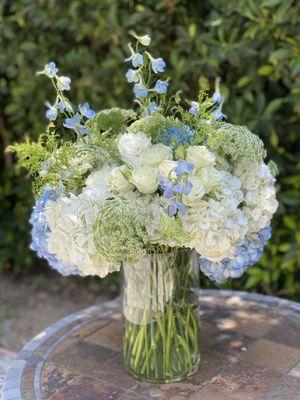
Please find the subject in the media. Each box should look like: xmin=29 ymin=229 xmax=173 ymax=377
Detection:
xmin=122 ymin=249 xmax=200 ymax=383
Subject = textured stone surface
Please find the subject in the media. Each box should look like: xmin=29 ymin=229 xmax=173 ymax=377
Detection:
xmin=2 ymin=290 xmax=300 ymax=400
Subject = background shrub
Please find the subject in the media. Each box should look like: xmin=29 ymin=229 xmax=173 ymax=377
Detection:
xmin=1 ymin=0 xmax=299 ymax=299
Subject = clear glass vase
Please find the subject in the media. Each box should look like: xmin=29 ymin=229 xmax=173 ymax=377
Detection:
xmin=122 ymin=249 xmax=200 ymax=383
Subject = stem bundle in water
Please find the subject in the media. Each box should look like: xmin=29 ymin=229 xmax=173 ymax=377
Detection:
xmin=122 ymin=249 xmax=200 ymax=383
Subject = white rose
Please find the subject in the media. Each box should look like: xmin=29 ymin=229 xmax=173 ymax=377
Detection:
xmin=186 ymin=146 xmax=216 ymax=169
xmin=131 ymin=167 xmax=158 ymax=194
xmin=182 ymin=177 xmax=206 ymax=207
xmin=118 ymin=132 xmax=151 ymax=166
xmin=141 ymin=144 xmax=173 ymax=167
xmin=108 ymin=166 xmax=133 ymax=194
xmin=196 ymin=167 xmax=221 ymax=192
xmin=158 ymin=160 xmax=177 ymax=178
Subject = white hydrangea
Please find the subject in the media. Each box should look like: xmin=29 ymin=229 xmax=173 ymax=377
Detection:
xmin=186 ymin=198 xmax=248 ymax=261
xmin=235 ymin=162 xmax=278 ymax=233
xmin=44 ymin=166 xmax=119 ymax=277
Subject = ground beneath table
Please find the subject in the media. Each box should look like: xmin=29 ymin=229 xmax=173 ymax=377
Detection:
xmin=3 ymin=290 xmax=300 ymax=400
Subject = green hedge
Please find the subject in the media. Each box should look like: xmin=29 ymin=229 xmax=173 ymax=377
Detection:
xmin=1 ymin=0 xmax=299 ymax=299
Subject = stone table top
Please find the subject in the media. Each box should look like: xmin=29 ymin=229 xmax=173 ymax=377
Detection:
xmin=3 ymin=290 xmax=300 ymax=400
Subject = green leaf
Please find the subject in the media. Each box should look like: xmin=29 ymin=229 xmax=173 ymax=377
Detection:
xmin=237 ymin=76 xmax=252 ymax=88
xmin=258 ymin=65 xmax=273 ymax=76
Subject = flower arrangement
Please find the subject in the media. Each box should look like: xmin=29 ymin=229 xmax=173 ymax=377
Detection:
xmin=8 ymin=32 xmax=278 ymax=382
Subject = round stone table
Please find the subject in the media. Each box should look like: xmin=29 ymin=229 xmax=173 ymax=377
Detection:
xmin=3 ymin=290 xmax=300 ymax=400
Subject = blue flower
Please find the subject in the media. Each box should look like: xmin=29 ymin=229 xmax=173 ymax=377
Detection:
xmin=38 ymin=62 xmax=58 ymax=78
xmin=189 ymin=101 xmax=199 ymax=116
xmin=125 ymin=69 xmax=139 ymax=83
xmin=211 ymin=106 xmax=226 ymax=121
xmin=173 ymin=180 xmax=193 ymax=195
xmin=57 ymin=99 xmax=73 ymax=113
xmin=45 ymin=103 xmax=58 ymax=121
xmin=143 ymin=101 xmax=161 ymax=116
xmin=79 ymin=102 xmax=95 ymax=119
xmin=130 ymin=32 xmax=151 ymax=46
xmin=158 ymin=125 xmax=194 ymax=148
xmin=56 ymin=76 xmax=71 ymax=91
xmin=63 ymin=113 xmax=90 ymax=135
xmin=125 ymin=44 xmax=143 ymax=67
xmin=175 ymin=160 xmax=194 ymax=178
xmin=168 ymin=201 xmax=186 ymax=216
xmin=159 ymin=176 xmax=174 ymax=199
xmin=30 ymin=188 xmax=80 ymax=277
xmin=212 ymin=77 xmax=223 ymax=105
xmin=133 ymin=80 xmax=148 ymax=99
xmin=212 ymin=91 xmax=223 ymax=104
xmin=151 ymin=57 xmax=166 ymax=74
xmin=153 ymin=80 xmax=169 ymax=94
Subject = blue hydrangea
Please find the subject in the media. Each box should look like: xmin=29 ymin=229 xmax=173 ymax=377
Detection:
xmin=153 ymin=80 xmax=169 ymax=94
xmin=63 ymin=113 xmax=90 ymax=135
xmin=79 ymin=102 xmax=95 ymax=119
xmin=30 ymin=189 xmax=80 ymax=276
xmin=198 ymin=226 xmax=272 ymax=283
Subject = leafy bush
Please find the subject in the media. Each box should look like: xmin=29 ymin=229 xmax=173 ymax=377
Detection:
xmin=1 ymin=0 xmax=299 ymax=299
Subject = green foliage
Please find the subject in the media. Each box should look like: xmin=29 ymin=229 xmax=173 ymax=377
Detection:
xmin=87 ymin=108 xmax=136 ymax=135
xmin=1 ymin=0 xmax=299 ymax=299
xmin=94 ymin=198 xmax=147 ymax=263
xmin=207 ymin=123 xmax=267 ymax=164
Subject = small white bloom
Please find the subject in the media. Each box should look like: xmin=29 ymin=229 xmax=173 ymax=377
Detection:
xmin=141 ymin=144 xmax=173 ymax=167
xmin=108 ymin=165 xmax=133 ymax=194
xmin=130 ymin=166 xmax=158 ymax=194
xmin=186 ymin=146 xmax=216 ymax=169
xmin=118 ymin=132 xmax=151 ymax=166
